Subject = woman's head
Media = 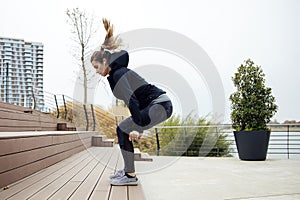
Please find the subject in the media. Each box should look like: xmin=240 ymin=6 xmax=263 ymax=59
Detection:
xmin=91 ymin=18 xmax=122 ymax=77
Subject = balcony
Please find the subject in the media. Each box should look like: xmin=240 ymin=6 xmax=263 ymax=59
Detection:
xmin=24 ymin=48 xmax=31 ymax=53
xmin=24 ymin=61 xmax=33 ymax=64
xmin=4 ymin=56 xmax=12 ymax=60
xmin=3 ymin=47 xmax=12 ymax=52
xmin=24 ymin=58 xmax=33 ymax=62
xmin=25 ymin=75 xmax=33 ymax=79
xmin=4 ymin=52 xmax=12 ymax=56
xmin=25 ymin=83 xmax=33 ymax=87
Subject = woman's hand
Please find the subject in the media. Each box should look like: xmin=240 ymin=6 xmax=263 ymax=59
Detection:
xmin=129 ymin=132 xmax=143 ymax=141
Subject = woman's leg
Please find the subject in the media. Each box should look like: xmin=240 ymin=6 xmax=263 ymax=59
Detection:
xmin=116 ymin=100 xmax=173 ymax=174
xmin=116 ymin=126 xmax=135 ymax=173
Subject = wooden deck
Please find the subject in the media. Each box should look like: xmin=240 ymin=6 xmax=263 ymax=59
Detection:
xmin=0 ymin=146 xmax=146 ymax=200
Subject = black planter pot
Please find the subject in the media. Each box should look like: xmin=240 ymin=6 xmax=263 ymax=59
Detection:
xmin=234 ymin=130 xmax=271 ymax=161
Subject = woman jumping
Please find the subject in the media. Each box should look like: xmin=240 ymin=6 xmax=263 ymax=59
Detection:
xmin=91 ymin=19 xmax=173 ymax=186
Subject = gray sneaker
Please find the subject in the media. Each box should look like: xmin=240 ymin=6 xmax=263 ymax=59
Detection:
xmin=110 ymin=175 xmax=138 ymax=186
xmin=110 ymin=169 xmax=125 ymax=180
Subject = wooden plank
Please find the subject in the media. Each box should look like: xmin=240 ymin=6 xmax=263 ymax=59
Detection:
xmin=0 ymin=110 xmax=40 ymax=121
xmin=47 ymin=181 xmax=81 ymax=200
xmin=0 ymin=131 xmax=95 ymax=156
xmin=115 ymin=147 xmax=124 ymax=173
xmin=0 ymin=149 xmax=90 ymax=199
xmin=90 ymin=190 xmax=111 ymax=200
xmin=0 ymin=127 xmax=42 ymax=132
xmin=0 ymin=137 xmax=90 ymax=173
xmin=0 ymin=138 xmax=22 ymax=156
xmin=28 ymin=148 xmax=107 ymax=200
xmin=90 ymin=146 xmax=121 ymax=200
xmin=0 ymin=147 xmax=145 ymax=200
xmin=0 ymin=102 xmax=77 ymax=132
xmin=109 ymin=186 xmax=128 ymax=200
xmin=0 ymin=102 xmax=32 ymax=112
xmin=0 ymin=145 xmax=86 ymax=189
xmin=0 ymin=134 xmax=86 ymax=158
xmin=5 ymin=148 xmax=106 ymax=200
xmin=128 ymin=184 xmax=146 ymax=200
xmin=0 ymin=107 xmax=25 ymax=114
xmin=48 ymin=148 xmax=109 ymax=200
xmin=1 ymin=146 xmax=142 ymax=200
xmin=112 ymin=147 xmax=146 ymax=200
xmin=0 ymin=118 xmax=41 ymax=127
xmin=109 ymin=147 xmax=128 ymax=200
xmin=38 ymin=115 xmax=58 ymax=123
xmin=65 ymin=150 xmax=107 ymax=183
xmin=68 ymin=148 xmax=114 ymax=200
xmin=41 ymin=127 xmax=57 ymax=131
xmin=0 ymin=136 xmax=53 ymax=157
xmin=52 ymin=134 xmax=80 ymax=144
xmin=42 ymin=145 xmax=87 ymax=175
xmin=40 ymin=122 xmax=57 ymax=129
xmin=51 ymin=132 xmax=95 ymax=145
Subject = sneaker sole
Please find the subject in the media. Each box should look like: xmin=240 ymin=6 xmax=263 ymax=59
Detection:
xmin=110 ymin=176 xmax=123 ymax=180
xmin=111 ymin=181 xmax=138 ymax=186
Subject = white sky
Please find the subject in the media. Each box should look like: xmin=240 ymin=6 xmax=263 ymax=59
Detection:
xmin=0 ymin=0 xmax=299 ymax=123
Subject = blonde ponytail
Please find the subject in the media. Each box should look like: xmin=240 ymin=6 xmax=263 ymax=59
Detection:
xmin=101 ymin=18 xmax=122 ymax=51
xmin=91 ymin=18 xmax=122 ymax=64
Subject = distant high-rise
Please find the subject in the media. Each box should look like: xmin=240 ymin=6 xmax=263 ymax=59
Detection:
xmin=0 ymin=36 xmax=44 ymax=110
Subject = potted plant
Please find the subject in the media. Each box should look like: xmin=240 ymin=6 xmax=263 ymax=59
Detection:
xmin=229 ymin=59 xmax=278 ymax=161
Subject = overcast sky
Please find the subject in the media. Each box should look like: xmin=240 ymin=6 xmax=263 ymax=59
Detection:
xmin=1 ymin=0 xmax=299 ymax=123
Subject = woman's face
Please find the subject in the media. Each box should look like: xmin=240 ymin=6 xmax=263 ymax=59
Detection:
xmin=92 ymin=59 xmax=110 ymax=77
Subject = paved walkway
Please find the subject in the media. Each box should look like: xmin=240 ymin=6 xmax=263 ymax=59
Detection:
xmin=136 ymin=157 xmax=300 ymax=200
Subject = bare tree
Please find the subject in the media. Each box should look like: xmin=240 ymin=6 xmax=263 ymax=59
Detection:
xmin=66 ymin=8 xmax=97 ymax=104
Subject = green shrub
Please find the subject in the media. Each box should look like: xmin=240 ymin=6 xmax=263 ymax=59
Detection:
xmin=134 ymin=114 xmax=232 ymax=157
xmin=229 ymin=59 xmax=278 ymax=131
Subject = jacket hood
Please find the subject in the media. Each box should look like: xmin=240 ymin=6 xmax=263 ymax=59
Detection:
xmin=109 ymin=50 xmax=129 ymax=71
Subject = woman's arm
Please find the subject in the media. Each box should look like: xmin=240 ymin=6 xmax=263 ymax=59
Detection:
xmin=112 ymin=69 xmax=144 ymax=131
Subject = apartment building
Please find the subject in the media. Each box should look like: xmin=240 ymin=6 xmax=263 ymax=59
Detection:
xmin=0 ymin=36 xmax=44 ymax=110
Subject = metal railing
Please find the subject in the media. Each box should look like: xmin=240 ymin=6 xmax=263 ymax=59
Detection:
xmin=267 ymin=124 xmax=300 ymax=159
xmin=43 ymin=92 xmax=116 ymax=135
xmin=152 ymin=125 xmax=232 ymax=157
xmin=150 ymin=124 xmax=300 ymax=159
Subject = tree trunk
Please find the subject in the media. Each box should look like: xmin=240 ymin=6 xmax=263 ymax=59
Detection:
xmin=81 ymin=44 xmax=87 ymax=104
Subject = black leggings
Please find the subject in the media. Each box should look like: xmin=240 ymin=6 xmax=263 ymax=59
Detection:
xmin=117 ymin=101 xmax=173 ymax=173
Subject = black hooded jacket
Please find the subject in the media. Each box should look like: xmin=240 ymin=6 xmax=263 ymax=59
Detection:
xmin=107 ymin=50 xmax=166 ymax=126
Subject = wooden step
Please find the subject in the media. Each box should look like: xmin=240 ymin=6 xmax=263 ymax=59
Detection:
xmin=0 ymin=131 xmax=97 ymax=189
xmin=0 ymin=147 xmax=146 ymax=200
xmin=57 ymin=123 xmax=77 ymax=131
xmin=92 ymin=135 xmax=114 ymax=147
xmin=134 ymin=148 xmax=153 ymax=162
xmin=0 ymin=102 xmax=76 ymax=132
